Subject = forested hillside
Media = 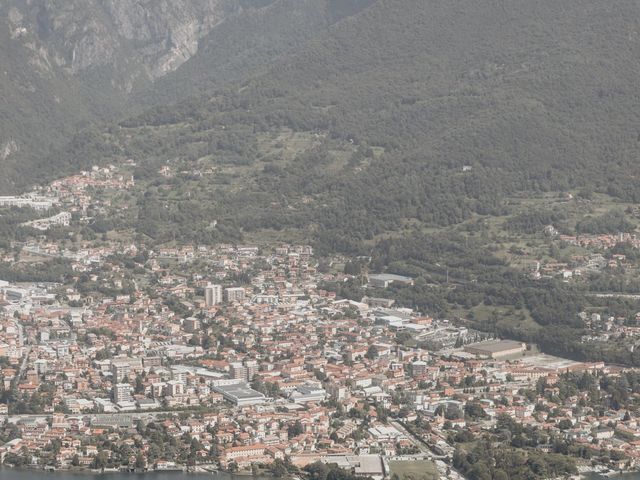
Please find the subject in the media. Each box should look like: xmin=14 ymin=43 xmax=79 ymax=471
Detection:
xmin=140 ymin=0 xmax=377 ymax=106
xmin=0 ymin=0 xmax=234 ymax=191
xmin=0 ymin=0 xmax=370 ymax=192
xmin=43 ymin=0 xmax=640 ymax=250
xmin=0 ymin=14 xmax=95 ymax=192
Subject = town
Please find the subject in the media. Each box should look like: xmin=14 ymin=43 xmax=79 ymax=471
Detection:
xmin=0 ymin=170 xmax=639 ymax=480
xmin=6 ymin=2 xmax=640 ymax=480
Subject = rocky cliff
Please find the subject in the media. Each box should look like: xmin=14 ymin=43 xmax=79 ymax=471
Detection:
xmin=3 ymin=0 xmax=242 ymax=90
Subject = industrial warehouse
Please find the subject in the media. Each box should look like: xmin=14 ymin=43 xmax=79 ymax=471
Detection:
xmin=464 ymin=339 xmax=527 ymax=359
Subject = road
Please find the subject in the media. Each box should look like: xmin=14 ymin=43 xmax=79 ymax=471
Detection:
xmin=13 ymin=345 xmax=32 ymax=388
xmin=390 ymin=420 xmax=468 ymax=479
xmin=390 ymin=420 xmax=433 ymax=454
xmin=587 ymin=292 xmax=640 ymax=300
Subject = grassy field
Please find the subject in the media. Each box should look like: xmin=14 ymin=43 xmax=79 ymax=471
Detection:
xmin=389 ymin=460 xmax=439 ymax=480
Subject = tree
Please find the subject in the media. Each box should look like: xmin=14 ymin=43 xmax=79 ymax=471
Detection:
xmin=365 ymin=345 xmax=378 ymax=360
xmin=464 ymin=402 xmax=487 ymax=419
xmin=304 ymin=461 xmax=363 ymax=480
xmin=469 ymin=462 xmax=492 ymax=480
xmin=50 ymin=438 xmax=62 ymax=455
xmin=135 ymin=453 xmax=146 ymax=469
xmin=92 ymin=450 xmax=109 ymax=470
xmin=288 ymin=420 xmax=304 ymax=438
xmin=305 ymin=461 xmax=330 ymax=480
xmin=270 ymin=458 xmax=289 ymax=477
xmin=395 ymin=331 xmax=413 ymax=345
xmin=344 ymin=261 xmax=362 ymax=276
xmin=134 ymin=374 xmax=145 ymax=394
xmin=557 ymin=419 xmax=572 ymax=430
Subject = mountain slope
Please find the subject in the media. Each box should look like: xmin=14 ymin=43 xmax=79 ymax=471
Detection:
xmin=0 ymin=0 xmax=234 ymax=192
xmin=0 ymin=15 xmax=95 ymax=191
xmin=55 ymin=0 xmax=640 ymax=251
xmin=7 ymin=0 xmax=640 ymax=243
xmin=0 ymin=0 xmax=360 ymax=193
xmin=3 ymin=0 xmax=236 ymax=89
xmin=140 ymin=0 xmax=377 ymax=106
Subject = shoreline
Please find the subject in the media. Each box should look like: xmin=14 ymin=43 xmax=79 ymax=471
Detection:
xmin=6 ymin=464 xmax=639 ymax=479
xmin=0 ymin=464 xmax=278 ymax=478
xmin=0 ymin=465 xmax=217 ymax=476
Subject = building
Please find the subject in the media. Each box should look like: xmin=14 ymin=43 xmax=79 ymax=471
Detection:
xmin=289 ymin=384 xmax=327 ymax=403
xmin=252 ymin=294 xmax=278 ymax=305
xmin=111 ymin=360 xmax=131 ymax=383
xmin=91 ymin=414 xmax=135 ymax=429
xmin=213 ymin=383 xmax=266 ymax=406
xmin=205 ymin=284 xmax=223 ymax=307
xmin=221 ymin=444 xmax=268 ymax=468
xmin=22 ymin=211 xmax=72 ymax=231
xmin=244 ymin=360 xmax=259 ymax=381
xmin=322 ymin=455 xmax=385 ymax=480
xmin=464 ymin=340 xmax=527 ymax=359
xmin=34 ymin=359 xmax=48 ymax=375
xmin=327 ymin=383 xmax=348 ymax=401
xmin=229 ymin=360 xmax=259 ymax=382
xmin=113 ymin=383 xmax=132 ymax=403
xmin=410 ymin=361 xmax=427 ymax=378
xmin=225 ymin=287 xmax=246 ymax=303
xmin=229 ymin=362 xmax=248 ymax=381
xmin=3 ymin=288 xmax=27 ymax=302
xmin=0 ymin=196 xmax=54 ymax=210
xmin=367 ymin=425 xmax=406 ymax=441
xmin=367 ymin=274 xmax=414 ymax=289
xmin=183 ymin=317 xmax=201 ymax=333
xmin=143 ymin=356 xmax=162 ymax=368
xmin=164 ymin=380 xmax=185 ymax=397
xmin=362 ymin=297 xmax=395 ymax=308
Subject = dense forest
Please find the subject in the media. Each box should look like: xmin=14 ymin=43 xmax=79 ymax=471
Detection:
xmin=31 ymin=0 xmax=640 ymax=250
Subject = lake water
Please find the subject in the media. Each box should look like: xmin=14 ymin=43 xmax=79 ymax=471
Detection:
xmin=0 ymin=470 xmax=246 ymax=480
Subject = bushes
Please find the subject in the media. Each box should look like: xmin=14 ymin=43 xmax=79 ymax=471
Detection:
xmin=577 ymin=210 xmax=636 ymax=234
